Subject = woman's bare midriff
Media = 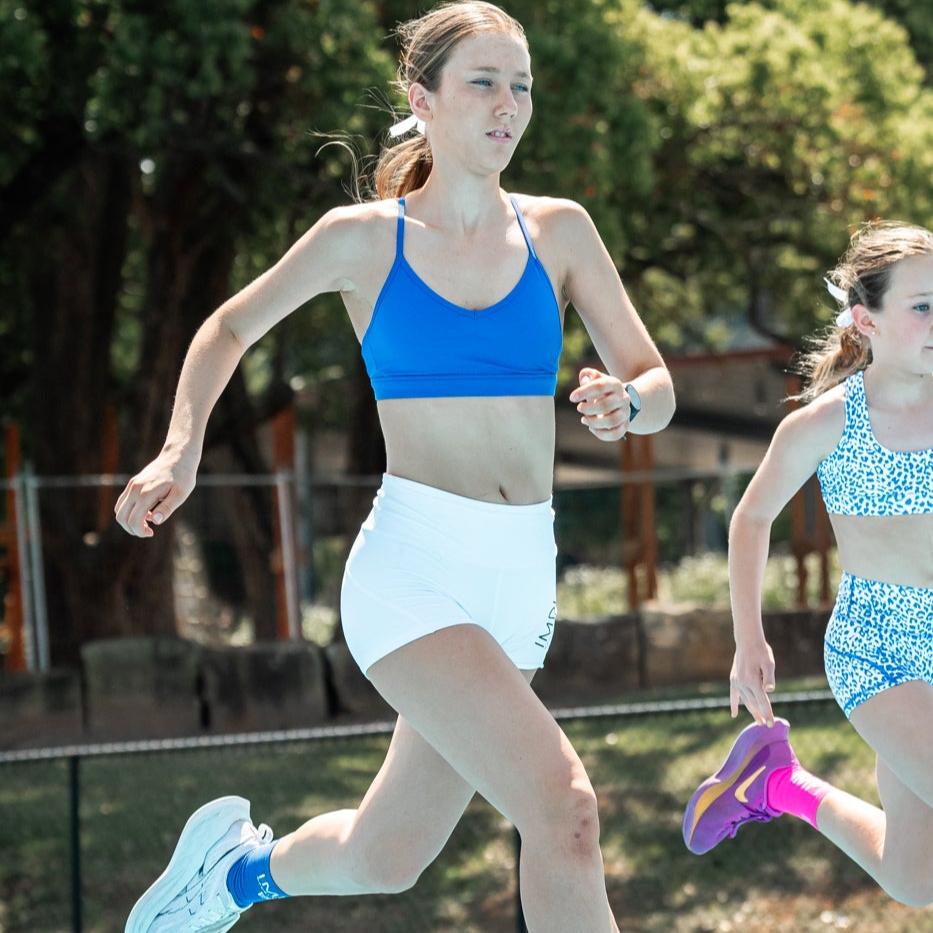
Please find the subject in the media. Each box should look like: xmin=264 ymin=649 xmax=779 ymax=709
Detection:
xmin=378 ymin=395 xmax=556 ymax=504
xmin=830 ymin=513 xmax=933 ymax=589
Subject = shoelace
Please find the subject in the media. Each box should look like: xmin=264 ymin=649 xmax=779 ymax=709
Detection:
xmin=187 ymin=823 xmax=275 ymax=929
xmin=726 ymin=806 xmax=775 ymax=839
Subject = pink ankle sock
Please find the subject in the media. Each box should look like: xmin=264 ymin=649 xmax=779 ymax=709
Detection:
xmin=766 ymin=765 xmax=832 ymax=830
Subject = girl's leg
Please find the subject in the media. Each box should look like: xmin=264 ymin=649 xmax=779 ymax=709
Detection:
xmin=270 ymin=668 xmax=536 ymax=896
xmin=355 ymin=622 xmax=617 ymax=933
xmin=848 ymin=680 xmax=933 ymax=809
xmin=816 ymin=680 xmax=933 ymax=906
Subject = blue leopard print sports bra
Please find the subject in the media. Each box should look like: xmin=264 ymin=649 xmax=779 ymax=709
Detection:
xmin=816 ymin=370 xmax=933 ymax=516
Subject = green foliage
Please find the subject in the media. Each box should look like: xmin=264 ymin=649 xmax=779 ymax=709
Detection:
xmin=617 ymin=0 xmax=932 ymax=347
xmin=556 ymin=549 xmax=841 ymax=619
xmin=2 ymin=0 xmax=931 ymax=432
xmin=0 ymin=3 xmax=48 ymax=168
xmin=662 ymin=547 xmax=842 ymax=608
xmin=88 ymin=1 xmax=254 ymax=147
xmin=557 ymin=563 xmax=631 ymax=618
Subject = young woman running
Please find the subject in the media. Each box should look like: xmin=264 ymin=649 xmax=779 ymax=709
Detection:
xmin=115 ymin=3 xmax=675 ymax=930
xmin=682 ymin=221 xmax=933 ymax=908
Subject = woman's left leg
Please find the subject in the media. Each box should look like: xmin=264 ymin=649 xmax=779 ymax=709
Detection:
xmin=816 ymin=680 xmax=933 ymax=906
xmin=271 ymin=668 xmax=537 ymax=896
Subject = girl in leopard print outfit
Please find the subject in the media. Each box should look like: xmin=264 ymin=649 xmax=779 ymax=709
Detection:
xmin=682 ymin=221 xmax=933 ymax=909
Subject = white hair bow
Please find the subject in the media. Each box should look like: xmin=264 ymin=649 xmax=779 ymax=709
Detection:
xmin=388 ymin=113 xmax=426 ymax=138
xmin=824 ymin=277 xmax=854 ymax=327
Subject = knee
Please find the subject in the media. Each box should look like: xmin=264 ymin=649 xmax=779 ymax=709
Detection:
xmin=885 ymin=874 xmax=933 ymax=909
xmin=526 ymin=784 xmax=602 ymax=859
xmin=346 ymin=845 xmax=426 ymax=895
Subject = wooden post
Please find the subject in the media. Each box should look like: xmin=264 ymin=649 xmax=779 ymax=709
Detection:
xmin=784 ymin=374 xmax=810 ymax=608
xmin=815 ymin=491 xmax=833 ymax=605
xmin=620 ymin=436 xmax=639 ymax=610
xmin=639 ymin=435 xmax=658 ymax=600
xmin=2 ymin=421 xmax=26 ymax=672
xmin=620 ymin=434 xmax=657 ymax=609
xmin=97 ymin=404 xmax=120 ymax=532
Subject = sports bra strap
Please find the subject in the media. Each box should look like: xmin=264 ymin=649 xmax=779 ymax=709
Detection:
xmin=509 ymin=195 xmax=538 ymax=261
xmin=396 ymin=197 xmax=406 ymax=255
xmin=845 ymin=370 xmax=869 ymax=436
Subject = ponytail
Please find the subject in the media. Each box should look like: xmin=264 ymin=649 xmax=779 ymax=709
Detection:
xmin=790 ymin=326 xmax=871 ymax=403
xmin=791 ymin=221 xmax=933 ymax=403
xmin=373 ymin=134 xmax=434 ymax=200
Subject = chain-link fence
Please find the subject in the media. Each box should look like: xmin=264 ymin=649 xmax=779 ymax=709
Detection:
xmin=1 ymin=467 xmax=835 ymax=674
xmin=5 ymin=690 xmax=927 ymax=933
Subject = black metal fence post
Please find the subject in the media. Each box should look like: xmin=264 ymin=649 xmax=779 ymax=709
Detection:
xmin=69 ymin=755 xmax=82 ymax=932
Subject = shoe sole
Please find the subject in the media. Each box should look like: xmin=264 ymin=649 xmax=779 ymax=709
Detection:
xmin=683 ymin=718 xmax=789 ymax=854
xmin=125 ymin=795 xmax=251 ymax=933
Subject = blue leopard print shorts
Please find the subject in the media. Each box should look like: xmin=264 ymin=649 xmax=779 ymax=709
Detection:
xmin=824 ymin=573 xmax=933 ymax=719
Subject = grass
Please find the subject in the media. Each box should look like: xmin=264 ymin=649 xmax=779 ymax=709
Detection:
xmin=2 ymin=684 xmax=931 ymax=931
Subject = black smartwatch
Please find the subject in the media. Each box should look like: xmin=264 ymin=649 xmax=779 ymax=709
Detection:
xmin=624 ymin=383 xmax=641 ymax=423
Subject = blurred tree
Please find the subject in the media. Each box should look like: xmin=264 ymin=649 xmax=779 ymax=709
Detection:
xmin=598 ymin=0 xmax=931 ymax=350
xmin=0 ymin=0 xmax=392 ymax=662
xmin=0 ymin=0 xmax=929 ymax=659
xmin=648 ymin=0 xmax=932 ymax=85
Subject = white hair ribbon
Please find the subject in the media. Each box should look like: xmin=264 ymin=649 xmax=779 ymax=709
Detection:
xmin=824 ymin=277 xmax=854 ymax=327
xmin=388 ymin=113 xmax=426 ymax=138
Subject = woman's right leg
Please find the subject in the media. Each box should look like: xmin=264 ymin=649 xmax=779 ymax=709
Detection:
xmin=355 ymin=622 xmax=617 ymax=933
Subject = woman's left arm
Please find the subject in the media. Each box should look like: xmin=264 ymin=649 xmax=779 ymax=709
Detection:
xmin=553 ymin=199 xmax=675 ymax=437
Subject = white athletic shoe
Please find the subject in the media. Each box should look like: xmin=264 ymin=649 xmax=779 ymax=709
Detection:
xmin=125 ymin=795 xmax=274 ymax=933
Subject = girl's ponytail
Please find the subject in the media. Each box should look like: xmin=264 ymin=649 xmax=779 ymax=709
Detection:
xmin=792 ymin=221 xmax=933 ymax=403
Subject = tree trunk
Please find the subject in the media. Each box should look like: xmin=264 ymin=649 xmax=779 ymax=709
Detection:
xmin=130 ymin=156 xmax=283 ymax=643
xmin=28 ymin=151 xmax=178 ymax=666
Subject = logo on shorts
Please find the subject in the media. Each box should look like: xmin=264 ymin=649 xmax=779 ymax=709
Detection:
xmin=534 ymin=602 xmax=557 ymax=649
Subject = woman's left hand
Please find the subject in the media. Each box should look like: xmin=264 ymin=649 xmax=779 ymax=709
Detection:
xmin=569 ymin=367 xmax=632 ymax=442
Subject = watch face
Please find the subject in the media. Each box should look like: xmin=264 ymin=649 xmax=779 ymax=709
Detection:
xmin=626 ymin=384 xmax=641 ymax=410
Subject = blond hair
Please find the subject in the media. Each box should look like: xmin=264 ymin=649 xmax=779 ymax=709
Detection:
xmin=793 ymin=221 xmax=933 ymax=402
xmin=372 ymin=1 xmax=526 ymax=200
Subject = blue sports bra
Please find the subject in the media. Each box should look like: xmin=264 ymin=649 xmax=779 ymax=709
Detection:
xmin=816 ymin=370 xmax=933 ymax=516
xmin=360 ymin=195 xmax=563 ymax=400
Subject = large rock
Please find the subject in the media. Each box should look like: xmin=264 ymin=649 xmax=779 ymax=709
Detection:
xmin=81 ymin=637 xmax=203 ymax=741
xmin=0 ymin=669 xmax=83 ymax=750
xmin=325 ymin=641 xmax=395 ymax=720
xmin=200 ymin=641 xmax=330 ymax=732
xmin=763 ymin=609 xmax=830 ymax=677
xmin=641 ymin=606 xmax=734 ymax=687
xmin=532 ymin=615 xmax=643 ymax=704
xmin=641 ymin=606 xmax=830 ymax=688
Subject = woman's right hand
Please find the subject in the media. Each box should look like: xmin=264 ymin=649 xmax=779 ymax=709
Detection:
xmin=114 ymin=453 xmax=198 ymax=538
xmin=729 ymin=638 xmax=777 ymax=727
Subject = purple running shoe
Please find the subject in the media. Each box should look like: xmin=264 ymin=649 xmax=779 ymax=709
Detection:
xmin=683 ymin=717 xmax=794 ymax=855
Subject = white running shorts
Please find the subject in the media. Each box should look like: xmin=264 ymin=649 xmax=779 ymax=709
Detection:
xmin=340 ymin=473 xmax=558 ymax=678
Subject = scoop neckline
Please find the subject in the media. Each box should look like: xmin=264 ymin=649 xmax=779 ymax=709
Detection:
xmin=855 ymin=370 xmax=933 ymax=456
xmin=396 ymin=252 xmax=533 ymax=318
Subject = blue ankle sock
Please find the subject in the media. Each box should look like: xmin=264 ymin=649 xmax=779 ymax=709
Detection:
xmin=226 ymin=841 xmax=290 ymax=908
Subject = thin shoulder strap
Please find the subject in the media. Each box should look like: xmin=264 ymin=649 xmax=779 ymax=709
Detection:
xmin=396 ymin=197 xmax=406 ymax=255
xmin=843 ymin=369 xmax=869 ymax=436
xmin=509 ymin=194 xmax=538 ymax=260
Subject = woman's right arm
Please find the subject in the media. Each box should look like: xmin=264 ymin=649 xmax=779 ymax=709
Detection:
xmin=727 ymin=396 xmax=842 ymax=725
xmin=114 ymin=206 xmax=365 ymax=538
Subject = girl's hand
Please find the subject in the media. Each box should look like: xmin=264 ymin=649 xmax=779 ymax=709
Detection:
xmin=730 ymin=639 xmax=777 ymax=726
xmin=114 ymin=454 xmax=197 ymax=538
xmin=569 ymin=367 xmax=632 ymax=442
